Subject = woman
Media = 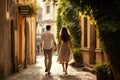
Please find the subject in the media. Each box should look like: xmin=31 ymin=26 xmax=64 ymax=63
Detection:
xmin=57 ymin=27 xmax=72 ymax=74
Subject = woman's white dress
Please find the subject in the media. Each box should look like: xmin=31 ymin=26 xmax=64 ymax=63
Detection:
xmin=57 ymin=40 xmax=72 ymax=64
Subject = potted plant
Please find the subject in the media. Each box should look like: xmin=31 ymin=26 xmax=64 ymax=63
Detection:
xmin=19 ymin=3 xmax=38 ymax=17
xmin=73 ymin=48 xmax=83 ymax=67
xmin=28 ymin=3 xmax=38 ymax=17
xmin=94 ymin=62 xmax=113 ymax=80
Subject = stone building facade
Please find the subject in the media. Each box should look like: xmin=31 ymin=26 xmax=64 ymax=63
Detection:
xmin=0 ymin=0 xmax=36 ymax=79
xmin=0 ymin=0 xmax=18 ymax=79
xmin=80 ymin=16 xmax=108 ymax=66
xmin=37 ymin=0 xmax=57 ymax=36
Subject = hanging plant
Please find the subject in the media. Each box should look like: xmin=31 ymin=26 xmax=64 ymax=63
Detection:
xmin=18 ymin=3 xmax=38 ymax=17
xmin=28 ymin=3 xmax=38 ymax=17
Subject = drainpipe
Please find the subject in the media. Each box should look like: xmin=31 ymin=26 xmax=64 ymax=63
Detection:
xmin=24 ymin=16 xmax=27 ymax=68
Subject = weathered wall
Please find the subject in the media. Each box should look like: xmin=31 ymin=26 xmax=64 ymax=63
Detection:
xmin=80 ymin=15 xmax=108 ymax=65
xmin=26 ymin=17 xmax=36 ymax=64
xmin=0 ymin=0 xmax=36 ymax=79
xmin=0 ymin=0 xmax=11 ymax=79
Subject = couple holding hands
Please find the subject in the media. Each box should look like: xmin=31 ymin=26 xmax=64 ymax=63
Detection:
xmin=40 ymin=25 xmax=73 ymax=75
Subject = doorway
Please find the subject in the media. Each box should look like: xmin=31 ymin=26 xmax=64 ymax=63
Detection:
xmin=10 ymin=19 xmax=16 ymax=73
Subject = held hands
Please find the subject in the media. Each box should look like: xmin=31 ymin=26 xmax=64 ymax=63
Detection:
xmin=54 ymin=43 xmax=57 ymax=51
xmin=41 ymin=48 xmax=43 ymax=54
xmin=54 ymin=46 xmax=57 ymax=51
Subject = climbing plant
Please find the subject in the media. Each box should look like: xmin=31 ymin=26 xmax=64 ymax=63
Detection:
xmin=56 ymin=0 xmax=81 ymax=48
xmin=56 ymin=7 xmax=62 ymax=40
xmin=67 ymin=0 xmax=120 ymax=80
xmin=23 ymin=2 xmax=38 ymax=17
xmin=43 ymin=0 xmax=120 ymax=79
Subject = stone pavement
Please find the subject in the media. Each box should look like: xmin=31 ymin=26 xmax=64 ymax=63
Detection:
xmin=6 ymin=55 xmax=96 ymax=80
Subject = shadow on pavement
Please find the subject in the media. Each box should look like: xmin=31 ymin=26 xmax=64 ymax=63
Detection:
xmin=58 ymin=74 xmax=82 ymax=80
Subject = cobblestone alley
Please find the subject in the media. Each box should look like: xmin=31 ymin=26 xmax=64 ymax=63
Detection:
xmin=5 ymin=54 xmax=96 ymax=80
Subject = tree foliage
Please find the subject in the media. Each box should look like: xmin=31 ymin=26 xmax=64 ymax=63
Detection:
xmin=45 ymin=0 xmax=120 ymax=79
xmin=56 ymin=7 xmax=62 ymax=39
xmin=56 ymin=0 xmax=81 ymax=47
xmin=68 ymin=0 xmax=120 ymax=79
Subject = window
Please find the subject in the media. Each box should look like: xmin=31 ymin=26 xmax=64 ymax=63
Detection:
xmin=46 ymin=5 xmax=50 ymax=13
xmin=7 ymin=0 xmax=13 ymax=12
xmin=17 ymin=0 xmax=19 ymax=3
xmin=7 ymin=0 xmax=9 ymax=11
xmin=84 ymin=17 xmax=88 ymax=47
xmin=42 ymin=28 xmax=45 ymax=33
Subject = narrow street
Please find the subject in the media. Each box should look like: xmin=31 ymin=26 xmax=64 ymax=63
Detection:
xmin=6 ymin=54 xmax=96 ymax=80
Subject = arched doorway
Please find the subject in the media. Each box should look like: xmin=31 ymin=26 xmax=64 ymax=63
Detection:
xmin=36 ymin=22 xmax=41 ymax=55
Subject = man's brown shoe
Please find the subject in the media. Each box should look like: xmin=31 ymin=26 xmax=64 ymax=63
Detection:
xmin=48 ymin=72 xmax=51 ymax=75
xmin=45 ymin=69 xmax=48 ymax=72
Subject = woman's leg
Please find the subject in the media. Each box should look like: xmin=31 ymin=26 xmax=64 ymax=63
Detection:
xmin=65 ymin=62 xmax=68 ymax=74
xmin=62 ymin=63 xmax=65 ymax=72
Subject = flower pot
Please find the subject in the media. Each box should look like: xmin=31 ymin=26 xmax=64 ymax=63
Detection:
xmin=96 ymin=72 xmax=108 ymax=80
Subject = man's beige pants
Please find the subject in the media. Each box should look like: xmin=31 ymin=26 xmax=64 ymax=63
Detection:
xmin=44 ymin=49 xmax=52 ymax=72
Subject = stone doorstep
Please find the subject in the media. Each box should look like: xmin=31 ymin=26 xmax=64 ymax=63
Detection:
xmin=82 ymin=64 xmax=96 ymax=74
xmin=18 ymin=64 xmax=24 ymax=72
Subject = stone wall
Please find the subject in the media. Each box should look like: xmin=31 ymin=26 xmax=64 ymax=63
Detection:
xmin=0 ymin=0 xmax=11 ymax=79
xmin=80 ymin=15 xmax=108 ymax=66
xmin=0 ymin=0 xmax=36 ymax=79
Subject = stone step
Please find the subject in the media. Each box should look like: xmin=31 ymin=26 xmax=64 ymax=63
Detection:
xmin=82 ymin=66 xmax=96 ymax=74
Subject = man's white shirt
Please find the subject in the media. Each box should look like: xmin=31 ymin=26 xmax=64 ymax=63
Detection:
xmin=41 ymin=31 xmax=55 ymax=50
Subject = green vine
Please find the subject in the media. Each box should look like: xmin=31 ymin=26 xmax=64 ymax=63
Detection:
xmin=56 ymin=0 xmax=81 ymax=48
xmin=23 ymin=3 xmax=38 ymax=17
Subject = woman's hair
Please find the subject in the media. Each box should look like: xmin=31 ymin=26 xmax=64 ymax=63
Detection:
xmin=60 ymin=27 xmax=70 ymax=42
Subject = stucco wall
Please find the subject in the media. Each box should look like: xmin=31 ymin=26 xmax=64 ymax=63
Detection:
xmin=0 ymin=0 xmax=11 ymax=79
xmin=80 ymin=15 xmax=108 ymax=66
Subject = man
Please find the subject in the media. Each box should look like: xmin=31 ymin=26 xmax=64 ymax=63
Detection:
xmin=40 ymin=25 xmax=57 ymax=75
